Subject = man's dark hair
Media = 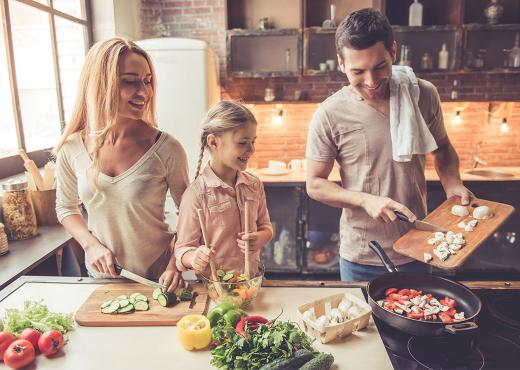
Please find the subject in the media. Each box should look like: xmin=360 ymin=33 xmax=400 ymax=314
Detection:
xmin=335 ymin=8 xmax=394 ymax=56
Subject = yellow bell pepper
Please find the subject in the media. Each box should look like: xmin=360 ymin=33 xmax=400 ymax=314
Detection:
xmin=177 ymin=314 xmax=212 ymax=351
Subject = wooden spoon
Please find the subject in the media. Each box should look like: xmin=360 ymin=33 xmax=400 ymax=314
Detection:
xmin=196 ymin=208 xmax=223 ymax=296
xmin=244 ymin=201 xmax=250 ymax=279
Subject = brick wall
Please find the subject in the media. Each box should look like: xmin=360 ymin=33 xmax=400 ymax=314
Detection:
xmin=140 ymin=1 xmax=520 ymax=170
xmin=246 ymin=101 xmax=520 ymax=170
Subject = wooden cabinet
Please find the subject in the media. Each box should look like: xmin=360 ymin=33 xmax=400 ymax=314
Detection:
xmin=226 ymin=0 xmax=520 ymax=78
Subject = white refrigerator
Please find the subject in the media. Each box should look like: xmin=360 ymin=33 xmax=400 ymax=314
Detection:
xmin=136 ymin=37 xmax=220 ymax=227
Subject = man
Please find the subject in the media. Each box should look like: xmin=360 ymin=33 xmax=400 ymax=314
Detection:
xmin=305 ymin=9 xmax=472 ymax=281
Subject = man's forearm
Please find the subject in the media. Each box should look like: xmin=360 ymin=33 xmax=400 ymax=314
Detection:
xmin=306 ymin=177 xmax=368 ymax=209
xmin=433 ymin=142 xmax=463 ymax=190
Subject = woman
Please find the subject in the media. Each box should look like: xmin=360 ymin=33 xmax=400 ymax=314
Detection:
xmin=54 ymin=37 xmax=189 ymax=292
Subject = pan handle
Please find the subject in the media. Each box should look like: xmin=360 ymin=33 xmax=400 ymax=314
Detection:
xmin=444 ymin=321 xmax=478 ymax=335
xmin=368 ymin=241 xmax=398 ymax=273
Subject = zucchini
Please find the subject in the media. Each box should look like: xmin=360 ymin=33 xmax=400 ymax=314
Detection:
xmin=152 ymin=288 xmax=162 ymax=300
xmin=259 ymin=350 xmax=314 ymax=370
xmin=298 ymin=353 xmax=334 ymax=370
xmin=179 ymin=288 xmax=192 ymax=301
xmin=101 ymin=302 xmax=120 ymax=314
xmin=118 ymin=304 xmax=134 ymax=313
xmin=134 ymin=301 xmax=149 ymax=311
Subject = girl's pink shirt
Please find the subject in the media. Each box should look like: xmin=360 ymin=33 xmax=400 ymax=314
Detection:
xmin=174 ymin=165 xmax=271 ymax=276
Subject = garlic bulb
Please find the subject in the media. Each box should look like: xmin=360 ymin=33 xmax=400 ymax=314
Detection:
xmin=451 ymin=205 xmax=469 ymax=217
xmin=473 ymin=206 xmax=493 ymax=220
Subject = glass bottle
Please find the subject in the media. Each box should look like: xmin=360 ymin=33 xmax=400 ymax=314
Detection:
xmin=451 ymin=80 xmax=459 ymax=100
xmin=285 ymin=49 xmax=291 ymax=72
xmin=484 ymin=0 xmax=504 ymax=25
xmin=399 ymin=45 xmax=412 ymax=66
xmin=508 ymin=33 xmax=520 ymax=68
xmin=409 ymin=0 xmax=423 ymax=26
xmin=438 ymin=43 xmax=449 ymax=70
xmin=421 ymin=52 xmax=432 ymax=70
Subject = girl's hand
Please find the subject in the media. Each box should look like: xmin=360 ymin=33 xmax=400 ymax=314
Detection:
xmin=237 ymin=232 xmax=261 ymax=253
xmin=189 ymin=245 xmax=213 ymax=273
xmin=159 ymin=262 xmax=185 ymax=293
xmin=84 ymin=241 xmax=117 ymax=277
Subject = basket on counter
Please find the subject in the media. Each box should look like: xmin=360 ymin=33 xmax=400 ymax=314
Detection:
xmin=296 ymin=292 xmax=372 ymax=344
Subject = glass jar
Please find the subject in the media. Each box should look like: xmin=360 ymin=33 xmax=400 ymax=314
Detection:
xmin=0 ymin=223 xmax=8 ymax=256
xmin=1 ymin=180 xmax=38 ymax=240
xmin=399 ymin=45 xmax=412 ymax=67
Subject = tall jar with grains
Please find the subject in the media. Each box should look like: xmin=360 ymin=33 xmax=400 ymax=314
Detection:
xmin=0 ymin=223 xmax=8 ymax=255
xmin=1 ymin=180 xmax=38 ymax=240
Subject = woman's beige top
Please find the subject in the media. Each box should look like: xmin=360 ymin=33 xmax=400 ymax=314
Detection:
xmin=174 ymin=165 xmax=271 ymax=277
xmin=55 ymin=132 xmax=189 ymax=279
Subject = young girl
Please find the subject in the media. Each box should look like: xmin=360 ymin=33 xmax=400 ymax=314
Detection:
xmin=173 ymin=101 xmax=273 ymax=277
xmin=55 ymin=37 xmax=189 ymax=291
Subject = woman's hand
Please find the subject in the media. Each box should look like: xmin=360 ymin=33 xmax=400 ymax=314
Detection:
xmin=159 ymin=262 xmax=185 ymax=293
xmin=236 ymin=232 xmax=262 ymax=253
xmin=84 ymin=241 xmax=117 ymax=277
xmin=187 ymin=246 xmax=213 ymax=273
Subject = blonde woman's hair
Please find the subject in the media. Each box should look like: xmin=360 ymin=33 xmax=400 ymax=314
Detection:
xmin=194 ymin=101 xmax=257 ymax=179
xmin=54 ymin=37 xmax=157 ymax=191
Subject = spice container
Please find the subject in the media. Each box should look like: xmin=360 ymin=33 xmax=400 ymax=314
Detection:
xmin=0 ymin=223 xmax=8 ymax=256
xmin=1 ymin=180 xmax=38 ymax=240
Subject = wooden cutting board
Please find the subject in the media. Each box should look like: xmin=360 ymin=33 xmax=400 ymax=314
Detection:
xmin=393 ymin=197 xmax=515 ymax=270
xmin=75 ymin=283 xmax=209 ymax=327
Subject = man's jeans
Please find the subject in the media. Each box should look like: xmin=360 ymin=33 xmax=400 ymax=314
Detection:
xmin=340 ymin=257 xmax=431 ymax=282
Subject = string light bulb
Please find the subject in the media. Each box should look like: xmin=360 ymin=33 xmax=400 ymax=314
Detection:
xmin=500 ymin=117 xmax=510 ymax=133
xmin=454 ymin=110 xmax=463 ymax=125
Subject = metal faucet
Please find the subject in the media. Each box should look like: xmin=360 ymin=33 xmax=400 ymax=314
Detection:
xmin=473 ymin=141 xmax=488 ymax=168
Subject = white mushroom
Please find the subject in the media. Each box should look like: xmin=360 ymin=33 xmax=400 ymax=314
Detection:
xmin=423 ymin=253 xmax=432 ymax=263
xmin=457 ymin=221 xmax=466 ymax=229
xmin=452 ymin=205 xmax=469 ymax=217
xmin=428 ymin=238 xmax=437 ymax=245
xmin=303 ymin=308 xmax=316 ymax=321
xmin=315 ymin=315 xmax=328 ymax=332
xmin=464 ymin=225 xmax=474 ymax=232
xmin=473 ymin=206 xmax=493 ymax=220
xmin=445 ymin=233 xmax=455 ymax=244
xmin=348 ymin=305 xmax=361 ymax=319
xmin=467 ymin=219 xmax=478 ymax=228
xmin=329 ymin=308 xmax=345 ymax=324
xmin=338 ymin=298 xmax=353 ymax=315
xmin=434 ymin=232 xmax=445 ymax=241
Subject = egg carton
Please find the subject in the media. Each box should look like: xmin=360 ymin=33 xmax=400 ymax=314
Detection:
xmin=296 ymin=292 xmax=372 ymax=344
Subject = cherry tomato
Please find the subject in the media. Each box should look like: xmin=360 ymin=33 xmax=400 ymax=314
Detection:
xmin=0 ymin=332 xmax=17 ymax=360
xmin=38 ymin=330 xmax=64 ymax=357
xmin=388 ymin=293 xmax=402 ymax=301
xmin=385 ymin=288 xmax=398 ymax=296
xmin=3 ymin=339 xmax=35 ymax=369
xmin=398 ymin=289 xmax=410 ymax=296
xmin=18 ymin=329 xmax=41 ymax=351
xmin=439 ymin=312 xmax=454 ymax=324
xmin=440 ymin=297 xmax=457 ymax=309
xmin=407 ymin=312 xmax=424 ymax=320
xmin=446 ymin=308 xmax=457 ymax=317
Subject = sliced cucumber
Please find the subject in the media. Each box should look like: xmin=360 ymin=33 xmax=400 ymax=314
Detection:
xmin=135 ymin=294 xmax=148 ymax=302
xmin=119 ymin=299 xmax=130 ymax=308
xmin=134 ymin=301 xmax=149 ymax=311
xmin=118 ymin=304 xmax=134 ymax=313
xmin=129 ymin=297 xmax=136 ymax=305
xmin=101 ymin=301 xmax=120 ymax=314
xmin=130 ymin=293 xmax=140 ymax=299
xmin=116 ymin=295 xmax=128 ymax=301
xmin=101 ymin=300 xmax=113 ymax=309
xmin=152 ymin=288 xmax=162 ymax=300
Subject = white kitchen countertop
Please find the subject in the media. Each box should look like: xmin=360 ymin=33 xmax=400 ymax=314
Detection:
xmin=0 ymin=278 xmax=393 ymax=370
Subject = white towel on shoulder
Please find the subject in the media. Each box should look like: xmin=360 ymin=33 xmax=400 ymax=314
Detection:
xmin=389 ymin=65 xmax=438 ymax=162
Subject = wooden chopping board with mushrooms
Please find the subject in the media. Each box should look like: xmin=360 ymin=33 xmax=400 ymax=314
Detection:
xmin=393 ymin=197 xmax=515 ymax=270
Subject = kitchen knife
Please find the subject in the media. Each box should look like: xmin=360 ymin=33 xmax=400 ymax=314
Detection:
xmin=394 ymin=211 xmax=447 ymax=233
xmin=115 ymin=265 xmax=164 ymax=290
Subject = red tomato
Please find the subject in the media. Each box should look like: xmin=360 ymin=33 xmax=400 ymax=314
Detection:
xmin=3 ymin=339 xmax=35 ymax=369
xmin=385 ymin=288 xmax=398 ymax=296
xmin=407 ymin=312 xmax=424 ymax=320
xmin=18 ymin=329 xmax=41 ymax=351
xmin=398 ymin=289 xmax=410 ymax=296
xmin=439 ymin=312 xmax=454 ymax=324
xmin=0 ymin=332 xmax=17 ymax=360
xmin=384 ymin=302 xmax=397 ymax=311
xmin=38 ymin=330 xmax=64 ymax=356
xmin=446 ymin=308 xmax=457 ymax=317
xmin=388 ymin=293 xmax=402 ymax=301
xmin=441 ymin=297 xmax=457 ymax=309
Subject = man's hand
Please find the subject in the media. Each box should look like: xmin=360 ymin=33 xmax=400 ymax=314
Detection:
xmin=361 ymin=194 xmax=416 ymax=223
xmin=445 ymin=184 xmax=474 ymax=205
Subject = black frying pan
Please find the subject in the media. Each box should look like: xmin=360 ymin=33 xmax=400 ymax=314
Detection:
xmin=367 ymin=241 xmax=482 ymax=337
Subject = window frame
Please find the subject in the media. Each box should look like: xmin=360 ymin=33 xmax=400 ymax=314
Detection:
xmin=0 ymin=0 xmax=92 ymax=178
